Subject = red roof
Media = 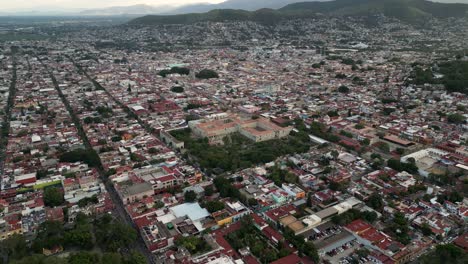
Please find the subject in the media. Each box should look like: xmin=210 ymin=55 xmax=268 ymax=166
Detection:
xmin=251 ymin=213 xmax=267 ymax=227
xmin=46 ymin=207 xmax=64 ymax=222
xmin=134 ymin=216 xmax=151 ymax=229
xmin=264 ymin=204 xmax=297 ymax=222
xmin=360 ymin=228 xmax=386 ymax=244
xmin=16 ymin=176 xmax=36 ymax=185
xmin=213 ymin=222 xmax=242 ymax=258
xmin=454 ymin=233 xmax=468 ymax=251
xmin=345 ymin=219 xmax=372 ymax=233
xmin=243 ymin=255 xmax=260 ymax=264
xmin=62 ymin=178 xmax=76 ymax=186
xmin=262 ymin=226 xmax=283 ymax=244
xmin=151 ymin=100 xmax=180 ymax=113
xmin=270 ymin=254 xmax=302 ymax=264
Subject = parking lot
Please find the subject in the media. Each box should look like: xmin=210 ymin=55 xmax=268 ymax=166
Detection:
xmin=322 ymin=240 xmax=361 ymax=263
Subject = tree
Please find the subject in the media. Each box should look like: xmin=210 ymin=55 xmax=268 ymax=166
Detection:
xmin=59 ymin=149 xmax=100 ymax=167
xmin=203 ymin=201 xmax=225 ymax=213
xmin=330 ymin=150 xmax=339 ymax=160
xmin=63 ymin=213 xmax=94 ymax=250
xmin=387 ymin=159 xmax=418 ymax=174
xmin=204 ymin=185 xmax=214 ymax=196
xmin=158 ymin=67 xmax=190 ymax=77
xmin=126 ymin=251 xmax=146 ymax=264
xmin=419 ymin=243 xmax=467 ymax=264
xmin=35 ymin=169 xmax=48 ymax=179
xmin=184 ymin=190 xmax=197 ymax=202
xmin=154 ymin=201 xmax=165 ymax=209
xmin=447 ymin=113 xmax=465 ymax=124
xmin=68 ymin=252 xmax=100 ymax=264
xmin=171 ymin=86 xmax=184 ymax=93
xmin=0 ymin=234 xmax=28 ymax=261
xmin=148 ymin=147 xmax=158 ymax=154
xmin=329 ymin=181 xmax=347 ymax=192
xmin=43 ymin=187 xmax=64 ymax=207
xmin=390 ymin=212 xmax=411 ymax=245
xmin=371 ymin=159 xmax=383 ymax=170
xmin=377 ymin=142 xmax=390 ymax=153
xmin=338 ymin=85 xmax=350 ymax=93
xmin=101 ymin=253 xmax=123 ymax=264
xmin=336 ymin=73 xmax=347 ymax=79
xmin=383 ymin=107 xmax=396 ymax=116
xmin=95 ymin=217 xmax=137 ymax=252
xmin=354 ymin=123 xmax=365 ymax=130
xmin=283 ymin=228 xmax=319 ymax=262
xmin=248 ymin=198 xmax=258 ymax=206
xmin=214 ymin=177 xmax=240 ymax=199
xmin=396 ymin=148 xmax=405 ymax=155
xmin=367 ymin=193 xmax=384 ymax=211
xmin=361 ymin=138 xmax=370 ymax=146
xmin=10 ymin=255 xmax=66 ymax=264
xmin=361 ymin=211 xmax=378 ymax=223
xmin=175 ymin=236 xmax=211 ymax=254
xmin=355 ymin=248 xmax=370 ymax=258
xmin=342 ymin=58 xmax=355 ymax=65
xmin=77 ymin=195 xmax=98 ymax=208
xmin=327 ymin=110 xmax=339 ymax=117
xmin=64 ymin=227 xmax=94 ymax=250
xmin=32 ymin=221 xmax=65 ymax=252
xmin=420 ymin=223 xmax=433 ymax=236
xmin=196 ymin=69 xmax=219 ymax=79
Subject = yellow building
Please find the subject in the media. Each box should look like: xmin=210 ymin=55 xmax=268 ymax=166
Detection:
xmin=189 ymin=113 xmax=292 ymax=144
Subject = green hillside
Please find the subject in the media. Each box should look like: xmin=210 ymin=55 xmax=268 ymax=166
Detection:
xmin=129 ymin=0 xmax=468 ymax=25
xmin=281 ymin=0 xmax=468 ymax=21
xmin=130 ymin=8 xmax=284 ymax=25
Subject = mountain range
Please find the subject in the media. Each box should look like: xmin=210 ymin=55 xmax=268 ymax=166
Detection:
xmin=2 ymin=0 xmax=467 ymax=17
xmin=169 ymin=0 xmax=328 ymax=14
xmin=129 ymin=0 xmax=468 ymax=25
xmin=0 ymin=1 xmax=323 ymax=17
xmin=78 ymin=4 xmax=174 ymax=16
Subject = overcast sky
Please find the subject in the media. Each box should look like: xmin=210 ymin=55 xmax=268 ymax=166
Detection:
xmin=3 ymin=0 xmax=224 ymax=11
xmin=3 ymin=0 xmax=468 ymax=11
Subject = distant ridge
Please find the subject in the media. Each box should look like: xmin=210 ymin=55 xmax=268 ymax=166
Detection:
xmin=129 ymin=0 xmax=468 ymax=25
xmin=169 ymin=0 xmax=319 ymax=14
xmin=79 ymin=4 xmax=173 ymax=16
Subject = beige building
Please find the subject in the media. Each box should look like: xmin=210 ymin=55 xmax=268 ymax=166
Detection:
xmin=117 ymin=182 xmax=154 ymax=204
xmin=189 ymin=113 xmax=292 ymax=144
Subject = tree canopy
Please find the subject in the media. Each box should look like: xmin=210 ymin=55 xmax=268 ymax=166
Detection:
xmin=59 ymin=149 xmax=101 ymax=167
xmin=447 ymin=113 xmax=466 ymax=124
xmin=170 ymin=86 xmax=184 ymax=93
xmin=158 ymin=67 xmax=190 ymax=77
xmin=195 ymin=69 xmax=219 ymax=79
xmin=170 ymin=129 xmax=310 ymax=173
xmin=43 ymin=187 xmax=64 ymax=207
xmin=3 ymin=214 xmax=144 ymax=264
xmin=338 ymin=85 xmax=350 ymax=93
xmin=184 ymin=190 xmax=197 ymax=202
xmin=419 ymin=243 xmax=468 ymax=264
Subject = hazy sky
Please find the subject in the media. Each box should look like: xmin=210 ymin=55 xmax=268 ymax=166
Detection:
xmin=3 ymin=0 xmax=468 ymax=11
xmin=3 ymin=0 xmax=225 ymax=11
